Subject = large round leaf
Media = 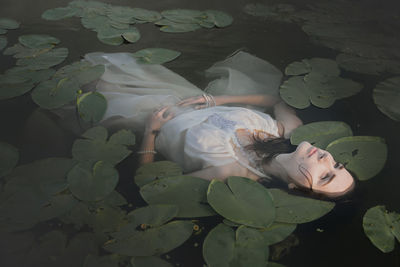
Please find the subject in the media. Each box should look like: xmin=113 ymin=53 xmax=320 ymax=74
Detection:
xmin=204 ymin=10 xmax=233 ymax=27
xmin=104 ymin=220 xmax=193 ymax=256
xmin=107 ymin=6 xmax=138 ymax=24
xmin=161 ymin=9 xmax=204 ymax=24
xmin=42 ymin=7 xmax=78 ymax=20
xmin=67 ymin=161 xmax=119 ymax=201
xmin=257 ymin=222 xmax=297 ymax=246
xmin=140 ymin=175 xmax=216 ymax=217
xmin=363 ymin=205 xmax=400 ymax=253
xmin=203 ymin=223 xmax=269 ymax=267
xmin=0 ymin=82 xmax=34 ymax=100
xmin=285 ymin=59 xmax=312 ymax=76
xmin=326 ymin=136 xmax=387 ymax=180
xmin=54 ymin=61 xmax=105 ymax=86
xmin=18 ymin=34 xmax=60 ymax=49
xmin=77 ymin=92 xmax=107 ymax=123
xmin=0 ymin=36 xmax=7 ymax=50
xmin=16 ymin=47 xmax=69 ymax=70
xmin=269 ymin=189 xmax=335 ymax=223
xmin=279 ymin=76 xmax=310 ymax=109
xmin=0 ymin=18 xmax=20 ymax=29
xmin=0 ymin=142 xmax=19 ymax=177
xmin=131 ymin=8 xmax=162 ymax=22
xmin=134 ymin=161 xmax=182 ymax=187
xmin=97 ymin=25 xmax=140 ymax=45
xmin=81 ymin=15 xmax=110 ymax=30
xmin=157 ymin=20 xmax=202 ymax=33
xmin=6 ymin=67 xmax=56 ymax=84
xmin=71 ymin=127 xmax=133 ymax=165
xmin=373 ymin=76 xmax=400 ymax=121
xmin=290 ymin=121 xmax=353 ymax=149
xmin=113 ymin=204 xmax=179 ymax=239
xmin=31 ymin=77 xmax=79 ymax=109
xmin=131 ymin=48 xmax=181 ymax=64
xmin=207 ymin=176 xmax=275 ymax=228
xmin=131 ymin=256 xmax=173 ymax=267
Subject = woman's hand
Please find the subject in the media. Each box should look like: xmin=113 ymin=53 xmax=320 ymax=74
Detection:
xmin=177 ymin=94 xmax=222 ymax=109
xmin=145 ymin=106 xmax=174 ymax=132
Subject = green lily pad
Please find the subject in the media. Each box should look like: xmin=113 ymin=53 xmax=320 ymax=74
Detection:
xmin=5 ymin=67 xmax=56 ymax=84
xmin=207 ymin=176 xmax=275 ymax=228
xmin=131 ymin=48 xmax=181 ymax=64
xmin=285 ymin=60 xmax=312 ymax=76
xmin=3 ymin=44 xmax=49 ymax=59
xmin=108 ymin=129 xmax=136 ymax=146
xmin=134 ymin=161 xmax=183 ymax=187
xmin=131 ymin=256 xmax=173 ymax=267
xmin=269 ymin=189 xmax=335 ymax=223
xmin=290 ymin=121 xmax=353 ymax=149
xmin=71 ymin=126 xmax=134 ymax=165
xmin=67 ymin=161 xmax=119 ymax=201
xmin=38 ymin=193 xmax=79 ymax=222
xmin=0 ymin=36 xmax=7 ymax=50
xmin=0 ymin=18 xmax=20 ymax=29
xmin=77 ymin=92 xmax=107 ymax=123
xmin=107 ymin=6 xmax=138 ymax=24
xmin=54 ymin=61 xmax=105 ymax=86
xmin=0 ymin=142 xmax=19 ymax=177
xmin=257 ymin=222 xmax=297 ymax=246
xmin=285 ymin=58 xmax=340 ymax=77
xmin=42 ymin=7 xmax=78 ymax=20
xmin=104 ymin=220 xmax=193 ymax=256
xmin=363 ymin=205 xmax=400 ymax=253
xmin=31 ymin=77 xmax=79 ymax=109
xmin=0 ymin=28 xmax=6 ymax=34
xmin=92 ymin=190 xmax=128 ymax=208
xmin=81 ymin=15 xmax=110 ymax=30
xmin=203 ymin=223 xmax=269 ymax=267
xmin=97 ymin=25 xmax=140 ymax=45
xmin=204 ymin=10 xmax=233 ymax=27
xmin=161 ymin=9 xmax=204 ymax=24
xmin=126 ymin=205 xmax=179 ymax=228
xmin=373 ymin=76 xmax=400 ymax=121
xmin=91 ymin=205 xmax=127 ymax=234
xmin=113 ymin=204 xmax=179 ymax=239
xmin=279 ymin=76 xmax=310 ymax=109
xmin=159 ymin=22 xmax=202 ymax=33
xmin=131 ymin=8 xmax=162 ymax=22
xmin=244 ymin=3 xmax=297 ymax=23
xmin=326 ymin=136 xmax=387 ymax=180
xmin=16 ymin=47 xmax=68 ymax=70
xmin=140 ymin=175 xmax=216 ymax=217
xmin=18 ymin=34 xmax=60 ymax=49
xmin=336 ymin=53 xmax=400 ymax=76
xmin=0 ymin=81 xmax=34 ymax=100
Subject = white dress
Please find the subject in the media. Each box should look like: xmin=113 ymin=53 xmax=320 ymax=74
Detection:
xmin=84 ymin=51 xmax=283 ymax=177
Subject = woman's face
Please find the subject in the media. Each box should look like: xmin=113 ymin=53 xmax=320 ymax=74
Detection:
xmin=277 ymin=141 xmax=354 ymax=196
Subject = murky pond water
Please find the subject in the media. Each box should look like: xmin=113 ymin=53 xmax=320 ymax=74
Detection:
xmin=1 ymin=0 xmax=399 ymax=266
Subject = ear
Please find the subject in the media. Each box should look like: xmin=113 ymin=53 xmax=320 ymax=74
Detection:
xmin=288 ymin=183 xmax=298 ymax=190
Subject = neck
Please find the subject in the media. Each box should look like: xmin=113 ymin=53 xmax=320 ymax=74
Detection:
xmin=262 ymin=154 xmax=290 ymax=183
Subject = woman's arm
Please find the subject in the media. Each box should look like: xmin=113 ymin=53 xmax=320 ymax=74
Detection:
xmin=273 ymin=101 xmax=303 ymax=139
xmin=139 ymin=106 xmax=174 ymax=165
xmin=178 ymin=94 xmax=281 ymax=109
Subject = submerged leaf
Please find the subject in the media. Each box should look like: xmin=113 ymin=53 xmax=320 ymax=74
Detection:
xmin=373 ymin=76 xmax=400 ymax=121
xmin=161 ymin=9 xmax=204 ymax=24
xmin=42 ymin=7 xmax=78 ymax=20
xmin=0 ymin=18 xmax=20 ymax=29
xmin=207 ymin=176 xmax=275 ymax=228
xmin=131 ymin=8 xmax=162 ymax=22
xmin=326 ymin=136 xmax=387 ymax=180
xmin=54 ymin=61 xmax=105 ymax=86
xmin=363 ymin=205 xmax=400 ymax=253
xmin=0 ymin=36 xmax=7 ymax=50
xmin=269 ymin=189 xmax=335 ymax=223
xmin=140 ymin=175 xmax=215 ymax=217
xmin=204 ymin=10 xmax=233 ymax=28
xmin=290 ymin=121 xmax=353 ymax=149
xmin=104 ymin=220 xmax=193 ymax=256
xmin=18 ymin=34 xmax=60 ymax=49
xmin=134 ymin=161 xmax=182 ymax=187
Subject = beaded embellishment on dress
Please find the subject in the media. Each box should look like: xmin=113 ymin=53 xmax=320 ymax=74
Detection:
xmin=207 ymin=113 xmax=237 ymax=130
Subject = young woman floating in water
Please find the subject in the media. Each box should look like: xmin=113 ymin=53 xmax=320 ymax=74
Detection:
xmin=84 ymin=50 xmax=355 ymax=198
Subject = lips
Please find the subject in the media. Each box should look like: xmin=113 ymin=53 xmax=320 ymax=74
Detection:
xmin=308 ymin=147 xmax=317 ymax=158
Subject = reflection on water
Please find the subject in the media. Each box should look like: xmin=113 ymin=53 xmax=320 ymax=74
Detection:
xmin=0 ymin=0 xmax=399 ymax=266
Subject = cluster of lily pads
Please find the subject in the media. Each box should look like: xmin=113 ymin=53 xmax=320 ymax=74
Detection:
xmin=0 ymin=18 xmax=20 ymax=50
xmin=279 ymin=58 xmax=363 ymax=109
xmin=290 ymin=121 xmax=387 ymax=181
xmin=42 ymin=0 xmax=233 ymax=45
xmin=0 ymin=125 xmax=341 ymax=266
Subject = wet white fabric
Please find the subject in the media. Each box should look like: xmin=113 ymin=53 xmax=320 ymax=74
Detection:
xmin=84 ymin=51 xmax=283 ymax=177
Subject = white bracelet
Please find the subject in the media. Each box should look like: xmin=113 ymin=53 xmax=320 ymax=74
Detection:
xmin=208 ymin=94 xmax=216 ymax=107
xmin=137 ymin=150 xmax=157 ymax=154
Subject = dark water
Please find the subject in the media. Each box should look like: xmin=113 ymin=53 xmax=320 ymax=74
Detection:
xmin=0 ymin=0 xmax=399 ymax=266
